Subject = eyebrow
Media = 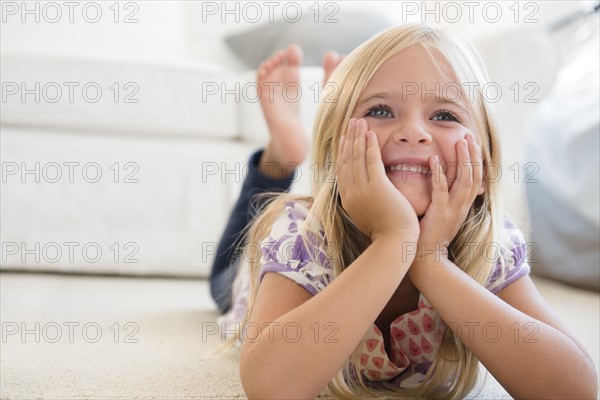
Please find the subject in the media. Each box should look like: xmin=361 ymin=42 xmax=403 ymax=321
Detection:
xmin=358 ymin=91 xmax=469 ymax=116
xmin=433 ymin=95 xmax=469 ymax=115
xmin=358 ymin=91 xmax=398 ymax=106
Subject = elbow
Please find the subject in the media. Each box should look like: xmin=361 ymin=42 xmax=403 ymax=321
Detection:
xmin=240 ymin=371 xmax=281 ymax=400
xmin=554 ymin=347 xmax=598 ymax=399
xmin=240 ymin=344 xmax=317 ymax=399
xmin=242 ymin=386 xmax=313 ymax=400
xmin=547 ymin=369 xmax=598 ymax=400
xmin=520 ymin=381 xmax=598 ymax=400
xmin=578 ymin=370 xmax=598 ymax=400
xmin=558 ymin=367 xmax=598 ymax=400
xmin=512 ymin=359 xmax=598 ymax=400
xmin=562 ymin=381 xmax=598 ymax=400
xmin=239 ymin=345 xmax=265 ymax=398
xmin=575 ymin=354 xmax=598 ymax=399
xmin=241 ymin=372 xmax=314 ymax=400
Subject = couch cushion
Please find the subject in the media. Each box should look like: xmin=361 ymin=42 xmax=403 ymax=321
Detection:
xmin=1 ymin=127 xmax=257 ymax=277
xmin=1 ymin=53 xmax=238 ymax=139
xmin=225 ymin=10 xmax=392 ymax=68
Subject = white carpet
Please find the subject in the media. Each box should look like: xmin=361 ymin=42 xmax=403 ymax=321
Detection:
xmin=1 ymin=272 xmax=598 ymax=399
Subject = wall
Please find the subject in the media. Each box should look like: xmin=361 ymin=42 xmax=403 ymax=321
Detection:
xmin=1 ymin=0 xmax=188 ymax=63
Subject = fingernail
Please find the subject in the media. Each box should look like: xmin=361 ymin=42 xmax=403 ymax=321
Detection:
xmin=349 ymin=118 xmax=356 ymax=128
xmin=462 ymin=139 xmax=468 ymax=148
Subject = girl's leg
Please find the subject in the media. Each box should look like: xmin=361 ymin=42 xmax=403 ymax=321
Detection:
xmin=210 ymin=149 xmax=296 ymax=313
xmin=210 ymin=45 xmax=343 ymax=313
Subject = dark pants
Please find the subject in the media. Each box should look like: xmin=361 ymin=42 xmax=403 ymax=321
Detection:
xmin=209 ymin=149 xmax=295 ymax=313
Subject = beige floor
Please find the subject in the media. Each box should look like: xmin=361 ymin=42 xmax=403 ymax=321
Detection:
xmin=1 ymin=272 xmax=598 ymax=399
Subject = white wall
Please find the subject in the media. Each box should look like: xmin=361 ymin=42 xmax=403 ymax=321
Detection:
xmin=2 ymin=0 xmax=593 ymax=66
xmin=182 ymin=0 xmax=592 ymax=67
xmin=0 ymin=0 xmax=188 ymax=63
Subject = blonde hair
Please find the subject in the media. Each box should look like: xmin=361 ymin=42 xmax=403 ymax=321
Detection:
xmin=232 ymin=23 xmax=505 ymax=399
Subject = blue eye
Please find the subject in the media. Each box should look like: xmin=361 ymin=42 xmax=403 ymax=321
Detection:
xmin=365 ymin=104 xmax=393 ymax=118
xmin=432 ymin=110 xmax=459 ymax=122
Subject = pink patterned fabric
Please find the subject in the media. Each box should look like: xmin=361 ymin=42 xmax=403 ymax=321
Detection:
xmin=350 ymin=294 xmax=441 ymax=387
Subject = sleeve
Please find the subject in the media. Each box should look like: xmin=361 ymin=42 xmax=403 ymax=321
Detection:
xmin=485 ymin=217 xmax=532 ymax=294
xmin=258 ymin=200 xmax=334 ymax=296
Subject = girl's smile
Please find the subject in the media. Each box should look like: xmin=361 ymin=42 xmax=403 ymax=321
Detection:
xmin=385 ymin=159 xmax=432 ymax=186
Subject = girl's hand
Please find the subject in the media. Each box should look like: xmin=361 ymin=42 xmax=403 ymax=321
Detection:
xmin=413 ymin=133 xmax=483 ymax=264
xmin=336 ymin=118 xmax=420 ymax=243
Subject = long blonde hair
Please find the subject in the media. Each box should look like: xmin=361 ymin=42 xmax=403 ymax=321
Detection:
xmin=236 ymin=23 xmax=505 ymax=399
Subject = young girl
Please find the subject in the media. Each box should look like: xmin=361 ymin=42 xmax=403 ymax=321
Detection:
xmin=210 ymin=24 xmax=597 ymax=399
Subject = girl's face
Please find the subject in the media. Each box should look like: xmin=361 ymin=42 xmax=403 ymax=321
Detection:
xmin=350 ymin=45 xmax=484 ymax=217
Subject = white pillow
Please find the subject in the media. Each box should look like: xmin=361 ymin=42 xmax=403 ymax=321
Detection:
xmin=225 ymin=10 xmax=393 ymax=68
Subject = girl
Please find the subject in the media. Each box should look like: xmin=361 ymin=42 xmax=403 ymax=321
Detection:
xmin=210 ymin=24 xmax=597 ymax=399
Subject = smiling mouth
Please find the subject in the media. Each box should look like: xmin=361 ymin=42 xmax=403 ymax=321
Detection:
xmin=385 ymin=164 xmax=432 ymax=175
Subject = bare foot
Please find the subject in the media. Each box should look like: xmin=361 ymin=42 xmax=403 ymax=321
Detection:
xmin=322 ymin=51 xmax=344 ymax=86
xmin=257 ymin=44 xmax=308 ymax=179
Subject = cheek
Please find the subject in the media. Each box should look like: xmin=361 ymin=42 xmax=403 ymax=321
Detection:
xmin=369 ymin=125 xmax=390 ymax=151
xmin=375 ymin=131 xmax=386 ymax=151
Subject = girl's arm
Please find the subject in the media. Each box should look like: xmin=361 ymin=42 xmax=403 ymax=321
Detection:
xmin=240 ymin=234 xmax=413 ymax=399
xmin=412 ymin=133 xmax=596 ymax=397
xmin=240 ymin=120 xmax=420 ymax=398
xmin=409 ymin=257 xmax=598 ymax=399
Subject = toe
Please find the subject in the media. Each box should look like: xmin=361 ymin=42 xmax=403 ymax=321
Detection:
xmin=285 ymin=44 xmax=303 ymax=67
xmin=322 ymin=51 xmax=340 ymax=70
xmin=257 ymin=62 xmax=268 ymax=79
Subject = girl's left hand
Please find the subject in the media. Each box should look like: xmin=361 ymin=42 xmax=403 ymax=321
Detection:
xmin=412 ymin=133 xmax=483 ymax=265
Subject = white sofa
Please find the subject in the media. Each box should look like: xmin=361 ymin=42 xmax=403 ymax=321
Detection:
xmin=2 ymin=1 xmax=598 ymax=398
xmin=0 ymin=54 xmax=324 ymax=277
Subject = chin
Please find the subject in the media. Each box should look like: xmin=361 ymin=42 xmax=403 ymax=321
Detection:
xmin=391 ymin=181 xmax=431 ymax=220
xmin=408 ymin=199 xmax=429 ymax=220
xmin=401 ymin=192 xmax=430 ymax=219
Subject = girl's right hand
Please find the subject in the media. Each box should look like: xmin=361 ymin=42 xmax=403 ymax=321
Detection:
xmin=336 ymin=118 xmax=420 ymax=243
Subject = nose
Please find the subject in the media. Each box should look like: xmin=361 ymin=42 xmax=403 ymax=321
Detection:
xmin=392 ymin=117 xmax=432 ymax=145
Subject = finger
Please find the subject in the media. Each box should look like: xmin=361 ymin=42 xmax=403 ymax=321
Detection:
xmin=335 ymin=134 xmax=347 ymax=191
xmin=365 ymin=130 xmax=385 ymax=181
xmin=430 ymin=155 xmax=449 ymax=206
xmin=353 ymin=119 xmax=368 ymax=183
xmin=467 ymin=133 xmax=483 ymax=197
xmin=452 ymin=138 xmax=472 ymax=205
xmin=336 ymin=119 xmax=355 ymax=190
xmin=342 ymin=118 xmax=357 ymax=185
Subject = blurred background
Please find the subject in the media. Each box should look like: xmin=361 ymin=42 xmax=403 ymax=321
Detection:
xmin=1 ymin=0 xmax=598 ymax=286
xmin=1 ymin=1 xmax=598 ymax=399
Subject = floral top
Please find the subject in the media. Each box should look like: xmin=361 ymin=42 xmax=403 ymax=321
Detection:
xmin=218 ymin=200 xmax=531 ymax=388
